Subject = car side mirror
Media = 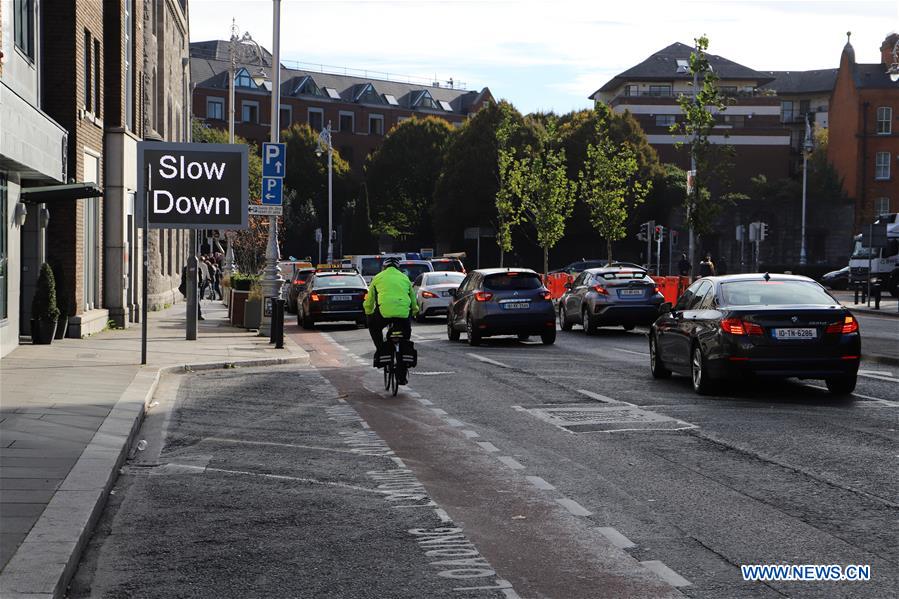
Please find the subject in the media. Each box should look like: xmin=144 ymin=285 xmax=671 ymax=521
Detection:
xmin=659 ymin=302 xmax=672 ymax=315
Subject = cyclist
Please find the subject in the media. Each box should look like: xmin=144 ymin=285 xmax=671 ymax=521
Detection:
xmin=363 ymin=256 xmax=419 ymax=367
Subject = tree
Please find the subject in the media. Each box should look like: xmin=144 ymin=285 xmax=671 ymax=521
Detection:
xmin=578 ymin=121 xmax=652 ymax=265
xmin=365 ymin=117 xmax=454 ymax=247
xmin=671 ymin=35 xmax=728 ymax=269
xmin=495 ymin=109 xmax=526 ymax=267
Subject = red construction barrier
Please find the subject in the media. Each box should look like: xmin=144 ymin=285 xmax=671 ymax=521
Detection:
xmin=542 ymin=272 xmax=572 ymax=300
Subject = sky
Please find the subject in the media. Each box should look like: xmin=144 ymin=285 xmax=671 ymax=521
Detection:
xmin=188 ymin=0 xmax=899 ymax=114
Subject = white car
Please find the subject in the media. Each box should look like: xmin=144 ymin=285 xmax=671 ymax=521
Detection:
xmin=413 ymin=271 xmax=466 ymax=321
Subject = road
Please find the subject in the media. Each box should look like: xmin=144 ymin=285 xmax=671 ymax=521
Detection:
xmin=70 ymin=317 xmax=899 ymax=598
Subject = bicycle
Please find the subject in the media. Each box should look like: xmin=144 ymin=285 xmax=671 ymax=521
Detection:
xmin=382 ymin=320 xmax=413 ymax=397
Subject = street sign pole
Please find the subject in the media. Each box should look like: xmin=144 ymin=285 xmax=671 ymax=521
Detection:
xmin=141 ymin=164 xmax=150 ymax=365
xmin=187 ymin=230 xmax=197 ymax=341
xmin=867 ymin=223 xmax=873 ymax=307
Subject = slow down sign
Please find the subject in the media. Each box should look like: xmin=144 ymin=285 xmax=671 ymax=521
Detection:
xmin=136 ymin=141 xmax=248 ymax=229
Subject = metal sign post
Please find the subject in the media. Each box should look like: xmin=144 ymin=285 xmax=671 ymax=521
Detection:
xmin=141 ymin=164 xmax=150 ymax=365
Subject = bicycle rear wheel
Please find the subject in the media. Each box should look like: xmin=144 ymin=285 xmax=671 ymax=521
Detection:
xmin=391 ymin=364 xmax=400 ymax=396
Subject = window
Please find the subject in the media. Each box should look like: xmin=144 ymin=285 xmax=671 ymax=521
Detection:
xmin=412 ymin=90 xmax=439 ymax=110
xmin=877 ymin=106 xmax=892 ymax=134
xmin=655 ymin=115 xmax=676 ymax=127
xmin=875 ymin=152 xmax=891 ymax=180
xmin=206 ymin=97 xmax=224 ymax=120
xmin=354 ymin=84 xmax=383 ymax=105
xmin=719 ymin=86 xmax=737 ymax=96
xmin=279 ymin=104 xmax=292 ymax=128
xmin=648 ymin=85 xmax=671 ymax=97
xmin=339 ymin=111 xmax=354 ymax=133
xmin=874 ymin=197 xmax=891 ymax=217
xmin=0 ymin=174 xmax=7 ymax=320
xmin=324 ymin=87 xmax=341 ymax=100
xmin=124 ymin=0 xmax=134 ymax=129
xmin=384 ymin=94 xmax=399 ymax=106
xmin=14 ymin=0 xmax=34 ymax=59
xmin=369 ymin=114 xmax=384 ymax=136
xmin=94 ymin=39 xmax=102 ymax=116
xmin=83 ymin=152 xmax=101 ymax=311
xmin=625 ymin=84 xmax=639 ymax=97
xmin=724 ymin=114 xmax=745 ymax=128
xmin=235 ymin=68 xmax=255 ymax=89
xmin=438 ymin=100 xmax=454 ymax=112
xmin=84 ymin=30 xmax=92 ymax=112
xmin=308 ymin=107 xmax=324 ymax=132
xmin=241 ymin=101 xmax=259 ymax=123
xmin=781 ymin=100 xmax=795 ymax=123
xmin=799 ymin=99 xmax=810 ymax=117
xmin=293 ymin=76 xmax=323 ymax=97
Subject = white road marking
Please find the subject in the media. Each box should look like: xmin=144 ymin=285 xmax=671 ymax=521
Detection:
xmin=391 ymin=456 xmax=406 ymax=468
xmin=640 ymin=560 xmax=692 ymax=587
xmin=413 ymin=371 xmax=457 ymax=376
xmin=462 ymin=430 xmax=480 ymax=439
xmin=525 ymin=476 xmax=555 ymax=490
xmin=613 ymin=347 xmax=649 ymax=356
xmin=476 ymin=441 xmax=500 ymax=453
xmin=859 ymin=369 xmax=893 ymax=376
xmin=180 ymin=464 xmax=385 ymax=494
xmin=858 ymin=372 xmax=898 ymax=383
xmin=805 ymin=384 xmax=899 ymax=407
xmin=445 ymin=418 xmax=465 ymax=427
xmin=556 ymin=498 xmax=592 ymax=516
xmin=360 ymin=421 xmax=370 ymax=429
xmin=597 ymin=526 xmax=636 ymax=549
xmin=497 ymin=456 xmax=525 ymax=470
xmin=416 ymin=398 xmax=434 ymax=406
xmin=501 ymin=588 xmax=522 ymax=599
xmin=467 ymin=353 xmax=513 ymax=369
xmin=201 ymin=437 xmax=387 ymax=457
xmin=431 ymin=408 xmax=448 ymax=416
xmin=434 ymin=508 xmax=452 ymax=523
xmin=577 ymin=389 xmax=620 ymax=404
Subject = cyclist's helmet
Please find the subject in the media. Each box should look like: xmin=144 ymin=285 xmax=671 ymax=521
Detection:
xmin=382 ymin=256 xmax=401 ymax=269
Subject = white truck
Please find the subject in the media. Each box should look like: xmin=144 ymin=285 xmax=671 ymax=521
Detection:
xmin=351 ymin=254 xmax=405 ymax=284
xmin=849 ymin=212 xmax=899 ymax=297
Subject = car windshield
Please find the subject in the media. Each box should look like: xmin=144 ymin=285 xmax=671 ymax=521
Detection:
xmin=425 ymin=272 xmax=465 ymax=286
xmin=431 ymin=260 xmax=463 ymax=272
xmin=293 ymin=272 xmax=311 ymax=284
xmin=850 ymin=240 xmax=877 ymax=260
xmin=361 ymin=258 xmax=383 ymax=277
xmin=313 ymin=275 xmax=365 ymax=288
xmin=599 ymin=271 xmax=646 ymax=280
xmin=400 ymin=264 xmax=431 ymax=281
xmin=720 ymin=280 xmax=836 ymax=306
xmin=484 ymin=273 xmax=542 ymax=291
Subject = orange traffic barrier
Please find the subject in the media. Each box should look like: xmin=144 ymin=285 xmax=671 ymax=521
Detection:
xmin=542 ymin=272 xmax=572 ymax=300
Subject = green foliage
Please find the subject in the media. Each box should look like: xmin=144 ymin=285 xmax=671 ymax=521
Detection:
xmin=229 ymin=272 xmax=260 ymax=291
xmin=365 ymin=117 xmax=453 ymax=243
xmin=578 ymin=120 xmax=652 ymax=264
xmin=32 ymin=263 xmax=60 ymax=321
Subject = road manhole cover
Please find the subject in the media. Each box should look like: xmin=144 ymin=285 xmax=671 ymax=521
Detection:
xmin=521 ymin=405 xmax=695 ymax=433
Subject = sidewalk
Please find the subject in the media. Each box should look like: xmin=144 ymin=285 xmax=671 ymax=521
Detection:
xmin=832 ymin=289 xmax=899 ymax=317
xmin=0 ymin=301 xmax=307 ymax=598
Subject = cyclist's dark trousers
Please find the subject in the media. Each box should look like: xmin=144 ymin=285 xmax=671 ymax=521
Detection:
xmin=368 ymin=310 xmax=410 ymax=354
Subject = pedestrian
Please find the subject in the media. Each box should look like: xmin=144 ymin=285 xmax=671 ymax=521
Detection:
xmin=209 ymin=259 xmax=222 ymax=300
xmin=699 ymin=254 xmax=716 ymax=278
xmin=198 ymin=257 xmax=211 ymax=301
xmin=677 ymin=253 xmax=691 ymax=277
xmin=179 ymin=262 xmax=204 ymax=320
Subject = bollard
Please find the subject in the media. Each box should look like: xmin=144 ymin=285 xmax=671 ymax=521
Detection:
xmin=269 ymin=297 xmax=276 ymax=344
xmin=275 ymin=299 xmax=285 ymax=349
xmin=872 ymin=280 xmax=882 ymax=310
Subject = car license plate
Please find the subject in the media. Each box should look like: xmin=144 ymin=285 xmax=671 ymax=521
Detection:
xmin=774 ymin=328 xmax=816 ymax=340
xmin=619 ymin=289 xmax=643 ymax=296
xmin=331 ymin=295 xmax=352 ymax=302
xmin=503 ymin=302 xmax=530 ymax=310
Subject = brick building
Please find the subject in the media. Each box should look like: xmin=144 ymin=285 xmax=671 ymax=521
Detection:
xmin=828 ymin=33 xmax=899 ymax=230
xmin=189 ymin=39 xmax=493 ymax=173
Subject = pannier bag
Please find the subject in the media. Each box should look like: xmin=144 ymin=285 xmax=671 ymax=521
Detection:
xmin=399 ymin=340 xmax=418 ymax=367
xmin=376 ymin=348 xmax=392 ymax=366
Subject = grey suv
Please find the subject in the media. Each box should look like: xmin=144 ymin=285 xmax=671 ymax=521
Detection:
xmin=559 ymin=267 xmax=664 ymax=333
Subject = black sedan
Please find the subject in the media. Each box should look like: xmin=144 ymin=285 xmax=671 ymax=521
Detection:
xmin=447 ymin=268 xmax=556 ymax=345
xmin=287 ymin=268 xmax=315 ymax=313
xmin=649 ymin=274 xmax=861 ymax=395
xmin=559 ymin=266 xmax=664 ymax=332
xmin=297 ymin=271 xmax=368 ymax=329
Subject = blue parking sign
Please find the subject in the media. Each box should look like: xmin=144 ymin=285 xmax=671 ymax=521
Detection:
xmin=261 ymin=176 xmax=283 ymax=205
xmin=262 ymin=142 xmax=286 ymax=178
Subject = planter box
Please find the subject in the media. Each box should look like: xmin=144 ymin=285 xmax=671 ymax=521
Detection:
xmin=244 ymin=298 xmax=263 ymax=329
xmin=31 ymin=318 xmax=57 ymax=345
xmin=230 ymin=290 xmax=249 ymax=328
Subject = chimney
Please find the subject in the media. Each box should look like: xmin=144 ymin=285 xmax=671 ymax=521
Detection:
xmin=881 ymin=33 xmax=899 ymax=66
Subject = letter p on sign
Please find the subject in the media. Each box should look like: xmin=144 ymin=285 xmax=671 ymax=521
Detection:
xmin=263 ymin=143 xmax=286 ymax=178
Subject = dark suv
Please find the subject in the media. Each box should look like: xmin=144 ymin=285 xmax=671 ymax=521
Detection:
xmin=447 ymin=268 xmax=556 ymax=345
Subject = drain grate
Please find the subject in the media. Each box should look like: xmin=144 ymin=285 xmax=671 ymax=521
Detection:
xmin=522 ymin=404 xmax=695 ymax=433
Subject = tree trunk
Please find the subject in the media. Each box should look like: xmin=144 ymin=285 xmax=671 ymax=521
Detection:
xmin=543 ymin=247 xmax=549 ymax=275
xmin=606 ymin=238 xmax=614 ymax=266
xmin=499 ymin=249 xmax=504 ymax=268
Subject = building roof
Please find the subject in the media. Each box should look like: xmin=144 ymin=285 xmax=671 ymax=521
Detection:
xmin=591 ymin=42 xmax=774 ymax=97
xmin=851 ymin=63 xmax=899 ymax=89
xmin=190 ymin=41 xmax=490 ymax=116
xmin=758 ymin=69 xmax=838 ymax=94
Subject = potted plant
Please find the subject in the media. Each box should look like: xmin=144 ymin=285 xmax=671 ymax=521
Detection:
xmin=51 ymin=262 xmax=70 ymax=339
xmin=244 ymin=280 xmax=263 ymax=330
xmin=31 ymin=263 xmax=60 ymax=344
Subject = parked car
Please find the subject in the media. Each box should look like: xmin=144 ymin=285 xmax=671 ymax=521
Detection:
xmin=648 ymin=274 xmax=860 ymax=395
xmin=558 ymin=267 xmax=664 ymax=333
xmin=398 ymin=260 xmax=433 ymax=282
xmin=287 ymin=268 xmax=315 ymax=313
xmin=429 ymin=257 xmax=467 ymax=273
xmin=297 ymin=271 xmax=368 ymax=329
xmin=821 ymin=266 xmax=850 ymax=290
xmin=447 ymin=268 xmax=556 ymax=345
xmin=413 ymin=271 xmax=466 ymax=321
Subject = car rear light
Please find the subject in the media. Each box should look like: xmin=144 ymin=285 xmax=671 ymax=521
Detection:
xmin=421 ymin=291 xmax=438 ymax=299
xmin=360 ymin=292 xmax=368 ymax=301
xmin=592 ymin=285 xmax=609 ymax=295
xmin=474 ymin=291 xmax=493 ymax=302
xmin=825 ymin=316 xmax=858 ymax=334
xmin=720 ymin=318 xmax=763 ymax=336
xmin=653 ymin=286 xmax=661 ymax=294
xmin=310 ymin=293 xmax=321 ymax=302
xmin=541 ymin=290 xmax=552 ymax=300
xmin=841 ymin=355 xmax=860 ymax=360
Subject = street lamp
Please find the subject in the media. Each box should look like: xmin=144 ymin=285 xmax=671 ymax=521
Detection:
xmin=317 ymin=121 xmax=334 ymax=264
xmin=799 ymin=113 xmax=814 ymax=266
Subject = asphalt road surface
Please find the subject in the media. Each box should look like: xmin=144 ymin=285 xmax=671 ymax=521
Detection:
xmin=70 ymin=315 xmax=898 ymax=598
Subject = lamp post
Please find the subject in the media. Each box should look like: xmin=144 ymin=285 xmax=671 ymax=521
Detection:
xmin=317 ymin=122 xmax=334 ymax=264
xmin=799 ymin=114 xmax=813 ymax=266
xmin=260 ymin=0 xmax=284 ymax=307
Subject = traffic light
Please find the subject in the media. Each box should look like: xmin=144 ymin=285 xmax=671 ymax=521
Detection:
xmin=638 ymin=222 xmax=650 ymax=241
xmin=654 ymin=225 xmax=666 ymax=242
xmin=760 ymin=222 xmax=769 ymax=241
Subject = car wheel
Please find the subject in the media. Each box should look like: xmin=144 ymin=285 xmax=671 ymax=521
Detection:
xmin=301 ymin=308 xmax=314 ymax=330
xmin=649 ymin=335 xmax=671 ymax=379
xmin=466 ymin=316 xmax=482 ymax=346
xmin=540 ymin=329 xmax=556 ymax=345
xmin=582 ymin=308 xmax=594 ymax=336
xmin=559 ymin=305 xmax=573 ymax=331
xmin=691 ymin=343 xmax=713 ymax=395
xmin=622 ymin=324 xmax=635 ymax=332
xmin=447 ymin=317 xmax=460 ymax=342
xmin=415 ymin=312 xmax=427 ymax=323
xmin=825 ymin=375 xmax=857 ymax=396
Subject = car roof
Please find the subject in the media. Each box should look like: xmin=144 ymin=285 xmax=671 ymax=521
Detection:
xmin=400 ymin=260 xmax=431 ymax=265
xmin=314 ymin=270 xmax=362 ymax=276
xmin=707 ymin=273 xmax=816 ymax=283
xmin=583 ymin=266 xmax=647 ymax=274
xmin=474 ymin=268 xmax=539 ymax=276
